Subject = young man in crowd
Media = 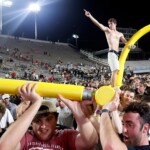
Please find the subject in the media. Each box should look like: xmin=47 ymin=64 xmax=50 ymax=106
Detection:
xmin=0 ymin=82 xmax=98 ymax=150
xmin=1 ymin=94 xmax=17 ymax=120
xmin=100 ymin=91 xmax=150 ymax=150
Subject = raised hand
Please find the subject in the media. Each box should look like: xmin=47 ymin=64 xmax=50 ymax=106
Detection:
xmin=102 ymin=91 xmax=120 ymax=112
xmin=84 ymin=9 xmax=91 ymax=17
xmin=57 ymin=94 xmax=94 ymax=118
xmin=128 ymin=44 xmax=136 ymax=49
xmin=18 ymin=82 xmax=43 ymax=104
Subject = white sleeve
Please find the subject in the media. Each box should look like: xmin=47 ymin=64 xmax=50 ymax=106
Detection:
xmin=6 ymin=108 xmax=14 ymax=124
xmin=0 ymin=108 xmax=14 ymax=128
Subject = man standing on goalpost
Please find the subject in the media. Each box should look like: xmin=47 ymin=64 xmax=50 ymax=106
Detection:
xmin=84 ymin=9 xmax=135 ymax=87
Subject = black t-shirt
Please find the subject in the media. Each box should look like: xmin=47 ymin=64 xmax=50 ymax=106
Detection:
xmin=119 ymin=134 xmax=150 ymax=150
xmin=127 ymin=145 xmax=150 ymax=150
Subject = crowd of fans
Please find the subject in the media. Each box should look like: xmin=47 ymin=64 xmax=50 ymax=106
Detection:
xmin=0 ymin=41 xmax=149 ymax=149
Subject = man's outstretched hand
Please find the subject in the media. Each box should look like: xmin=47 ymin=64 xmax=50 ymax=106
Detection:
xmin=128 ymin=44 xmax=136 ymax=49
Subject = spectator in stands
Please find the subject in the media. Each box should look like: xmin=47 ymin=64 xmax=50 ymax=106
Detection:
xmin=84 ymin=9 xmax=135 ymax=87
xmin=0 ymin=82 xmax=98 ymax=149
xmin=110 ymin=88 xmax=136 ymax=136
xmin=24 ymin=70 xmax=28 ymax=79
xmin=11 ymin=71 xmax=16 ymax=79
xmin=0 ymin=102 xmax=6 ymax=121
xmin=1 ymin=94 xmax=17 ymax=120
xmin=56 ymin=99 xmax=74 ymax=129
xmin=39 ymin=74 xmax=45 ymax=82
xmin=119 ymin=88 xmax=136 ymax=112
xmin=100 ymin=92 xmax=150 ymax=149
xmin=130 ymin=76 xmax=141 ymax=90
xmin=31 ymin=70 xmax=38 ymax=81
xmin=48 ymin=73 xmax=54 ymax=82
xmin=136 ymin=81 xmax=149 ymax=96
xmin=5 ymin=73 xmax=10 ymax=79
xmin=0 ymin=101 xmax=14 ymax=137
xmin=0 ymin=102 xmax=6 ymax=136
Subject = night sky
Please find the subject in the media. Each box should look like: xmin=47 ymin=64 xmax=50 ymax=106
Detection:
xmin=2 ymin=0 xmax=150 ymax=53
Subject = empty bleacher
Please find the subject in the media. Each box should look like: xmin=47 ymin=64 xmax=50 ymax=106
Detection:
xmin=0 ymin=35 xmax=94 ymax=65
xmin=0 ymin=34 xmax=149 ymax=79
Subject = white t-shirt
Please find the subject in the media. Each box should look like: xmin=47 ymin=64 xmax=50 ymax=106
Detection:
xmin=0 ymin=108 xmax=14 ymax=128
xmin=57 ymin=106 xmax=74 ymax=128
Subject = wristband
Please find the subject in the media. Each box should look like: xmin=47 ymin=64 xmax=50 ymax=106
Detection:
xmin=95 ymin=109 xmax=102 ymax=115
xmin=101 ymin=109 xmax=110 ymax=114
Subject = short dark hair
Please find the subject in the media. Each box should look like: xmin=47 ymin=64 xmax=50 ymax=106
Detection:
xmin=108 ymin=18 xmax=117 ymax=24
xmin=124 ymin=87 xmax=136 ymax=94
xmin=0 ymin=102 xmax=6 ymax=115
xmin=123 ymin=102 xmax=150 ymax=125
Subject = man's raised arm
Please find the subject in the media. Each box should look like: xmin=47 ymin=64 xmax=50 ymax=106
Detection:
xmin=84 ymin=9 xmax=108 ymax=32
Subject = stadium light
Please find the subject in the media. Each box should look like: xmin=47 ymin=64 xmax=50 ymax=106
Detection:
xmin=72 ymin=34 xmax=79 ymax=48
xmin=28 ymin=3 xmax=41 ymax=40
xmin=0 ymin=0 xmax=13 ymax=34
xmin=1 ymin=0 xmax=13 ymax=7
